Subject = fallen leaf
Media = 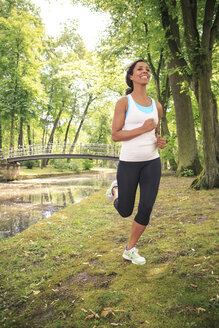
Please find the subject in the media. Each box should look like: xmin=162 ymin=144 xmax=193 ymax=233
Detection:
xmin=85 ymin=314 xmax=95 ymax=320
xmin=81 ymin=308 xmax=88 ymax=313
xmin=60 ymin=311 xmax=66 ymax=319
xmin=89 ymin=309 xmax=100 ymax=318
xmin=156 ymin=302 xmax=163 ymax=306
xmin=190 ymin=284 xmax=198 ymax=288
xmin=33 ymin=290 xmax=40 ymax=295
xmin=101 ymin=307 xmax=115 ymax=317
xmin=197 ymin=307 xmax=206 ymax=314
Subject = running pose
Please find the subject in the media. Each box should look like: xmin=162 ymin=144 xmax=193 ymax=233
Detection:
xmin=106 ymin=59 xmax=166 ymax=265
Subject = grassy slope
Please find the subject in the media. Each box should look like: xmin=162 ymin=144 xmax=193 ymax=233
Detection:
xmin=0 ymin=176 xmax=218 ymax=328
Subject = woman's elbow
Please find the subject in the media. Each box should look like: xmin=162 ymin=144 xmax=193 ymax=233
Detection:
xmin=112 ymin=132 xmax=119 ymax=142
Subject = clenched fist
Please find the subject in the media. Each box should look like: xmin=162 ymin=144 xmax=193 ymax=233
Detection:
xmin=142 ymin=119 xmax=157 ymax=132
xmin=156 ymin=134 xmax=166 ymax=149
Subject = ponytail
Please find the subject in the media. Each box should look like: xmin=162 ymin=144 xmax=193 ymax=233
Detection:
xmin=126 ymin=86 xmax=133 ymax=95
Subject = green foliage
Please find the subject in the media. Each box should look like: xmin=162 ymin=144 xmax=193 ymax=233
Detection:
xmin=82 ymin=159 xmax=93 ymax=170
xmin=23 ymin=160 xmax=39 ymax=169
xmin=159 ymin=134 xmax=177 ymax=163
xmin=181 ymin=168 xmax=195 ymax=177
xmin=49 ymin=158 xmax=93 ymax=172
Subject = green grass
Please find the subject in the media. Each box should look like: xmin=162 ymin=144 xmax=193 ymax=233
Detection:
xmin=19 ymin=166 xmax=112 ymax=179
xmin=19 ymin=166 xmax=86 ymax=177
xmin=0 ymin=175 xmax=218 ymax=328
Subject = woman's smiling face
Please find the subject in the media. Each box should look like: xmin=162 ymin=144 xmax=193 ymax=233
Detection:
xmin=130 ymin=61 xmax=151 ymax=85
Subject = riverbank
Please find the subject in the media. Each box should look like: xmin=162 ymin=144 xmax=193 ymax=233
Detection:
xmin=17 ymin=167 xmax=116 ymax=180
xmin=0 ymin=176 xmax=218 ymax=328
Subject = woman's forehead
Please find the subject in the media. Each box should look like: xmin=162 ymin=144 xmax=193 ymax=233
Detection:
xmin=135 ymin=62 xmax=149 ymax=69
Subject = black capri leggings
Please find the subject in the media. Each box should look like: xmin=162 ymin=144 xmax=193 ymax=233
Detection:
xmin=114 ymin=157 xmax=161 ymax=226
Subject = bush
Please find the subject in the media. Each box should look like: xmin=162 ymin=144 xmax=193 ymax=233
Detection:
xmin=69 ymin=161 xmax=81 ymax=172
xmin=24 ymin=160 xmax=37 ymax=169
xmin=82 ymin=159 xmax=93 ymax=170
xmin=181 ymin=168 xmax=194 ymax=177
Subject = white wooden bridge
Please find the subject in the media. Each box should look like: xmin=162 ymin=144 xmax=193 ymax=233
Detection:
xmin=0 ymin=143 xmax=120 ymax=163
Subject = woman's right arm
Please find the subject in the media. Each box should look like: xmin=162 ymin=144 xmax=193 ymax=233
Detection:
xmin=112 ymin=97 xmax=157 ymax=142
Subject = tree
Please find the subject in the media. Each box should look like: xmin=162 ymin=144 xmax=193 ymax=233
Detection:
xmin=158 ymin=0 xmax=202 ymax=175
xmin=179 ymin=0 xmax=219 ymax=188
xmin=157 ymin=0 xmax=218 ymax=188
xmin=0 ymin=7 xmax=45 ymax=148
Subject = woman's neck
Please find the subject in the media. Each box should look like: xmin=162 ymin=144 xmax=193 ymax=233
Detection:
xmin=131 ymin=84 xmax=147 ymax=98
xmin=131 ymin=85 xmax=151 ymax=106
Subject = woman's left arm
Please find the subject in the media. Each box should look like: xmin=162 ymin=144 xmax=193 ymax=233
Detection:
xmin=155 ymin=101 xmax=166 ymax=149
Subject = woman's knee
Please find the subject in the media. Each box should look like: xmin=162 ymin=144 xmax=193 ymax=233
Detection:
xmin=114 ymin=198 xmax=134 ymax=218
xmin=119 ymin=208 xmax=133 ymax=218
xmin=135 ymin=204 xmax=153 ymax=225
xmin=134 ymin=216 xmax=150 ymax=226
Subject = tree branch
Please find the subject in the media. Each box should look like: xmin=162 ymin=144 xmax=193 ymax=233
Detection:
xmin=158 ymin=0 xmax=189 ymax=73
xmin=180 ymin=0 xmax=200 ymax=64
xmin=202 ymin=0 xmax=216 ymax=49
xmin=209 ymin=4 xmax=219 ymax=51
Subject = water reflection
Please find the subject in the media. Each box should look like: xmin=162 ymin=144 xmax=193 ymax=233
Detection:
xmin=0 ymin=170 xmax=116 ymax=239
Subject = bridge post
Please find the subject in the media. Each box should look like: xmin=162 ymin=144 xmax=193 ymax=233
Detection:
xmin=0 ymin=160 xmax=20 ymax=181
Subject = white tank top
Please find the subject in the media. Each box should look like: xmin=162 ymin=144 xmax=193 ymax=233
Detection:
xmin=119 ymin=94 xmax=160 ymax=162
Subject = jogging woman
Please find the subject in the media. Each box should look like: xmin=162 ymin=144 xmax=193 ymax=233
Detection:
xmin=106 ymin=59 xmax=166 ymax=265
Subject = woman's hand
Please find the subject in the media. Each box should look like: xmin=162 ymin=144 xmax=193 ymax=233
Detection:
xmin=142 ymin=119 xmax=157 ymax=132
xmin=156 ymin=134 xmax=166 ymax=149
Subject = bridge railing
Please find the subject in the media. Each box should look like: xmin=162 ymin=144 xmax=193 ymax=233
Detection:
xmin=0 ymin=143 xmax=120 ymax=160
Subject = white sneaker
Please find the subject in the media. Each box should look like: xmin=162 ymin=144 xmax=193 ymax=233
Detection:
xmin=106 ymin=180 xmax=118 ymax=202
xmin=123 ymin=246 xmax=146 ymax=265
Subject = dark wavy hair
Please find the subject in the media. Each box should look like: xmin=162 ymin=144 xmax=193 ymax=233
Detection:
xmin=125 ymin=59 xmax=147 ymax=95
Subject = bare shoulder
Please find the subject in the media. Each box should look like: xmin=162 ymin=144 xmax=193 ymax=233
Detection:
xmin=155 ymin=100 xmax=163 ymax=118
xmin=115 ymin=96 xmax=128 ymax=110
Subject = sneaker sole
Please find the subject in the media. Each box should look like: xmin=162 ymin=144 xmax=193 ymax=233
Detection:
xmin=123 ymin=254 xmax=146 ymax=265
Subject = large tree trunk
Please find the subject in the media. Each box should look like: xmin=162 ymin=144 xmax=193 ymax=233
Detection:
xmin=191 ymin=61 xmax=219 ymax=189
xmin=167 ymin=60 xmax=202 ymax=175
xmin=159 ymin=0 xmax=202 ymax=175
xmin=179 ymin=0 xmax=219 ymax=188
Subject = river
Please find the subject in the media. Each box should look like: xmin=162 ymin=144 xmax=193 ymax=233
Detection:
xmin=0 ymin=170 xmax=116 ymax=239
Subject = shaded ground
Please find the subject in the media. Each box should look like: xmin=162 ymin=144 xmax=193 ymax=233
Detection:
xmin=0 ymin=175 xmax=218 ymax=328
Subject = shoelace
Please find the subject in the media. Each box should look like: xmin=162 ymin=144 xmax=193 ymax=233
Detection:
xmin=130 ymin=247 xmax=138 ymax=254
